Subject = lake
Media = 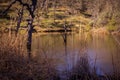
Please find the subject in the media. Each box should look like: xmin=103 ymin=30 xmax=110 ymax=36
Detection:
xmin=31 ymin=32 xmax=120 ymax=79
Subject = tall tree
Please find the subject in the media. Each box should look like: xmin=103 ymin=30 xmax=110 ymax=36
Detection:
xmin=2 ymin=0 xmax=37 ymax=57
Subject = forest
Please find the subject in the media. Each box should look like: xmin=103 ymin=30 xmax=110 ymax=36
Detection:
xmin=0 ymin=0 xmax=120 ymax=80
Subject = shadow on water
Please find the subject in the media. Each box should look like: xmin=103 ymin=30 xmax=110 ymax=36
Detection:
xmin=31 ymin=33 xmax=120 ymax=80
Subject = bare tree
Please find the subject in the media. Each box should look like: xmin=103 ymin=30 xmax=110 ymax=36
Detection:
xmin=1 ymin=0 xmax=37 ymax=57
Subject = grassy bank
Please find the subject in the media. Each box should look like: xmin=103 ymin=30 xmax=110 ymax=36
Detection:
xmin=1 ymin=4 xmax=120 ymax=34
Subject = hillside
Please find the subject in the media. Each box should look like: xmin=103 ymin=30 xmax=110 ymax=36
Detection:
xmin=0 ymin=0 xmax=120 ymax=33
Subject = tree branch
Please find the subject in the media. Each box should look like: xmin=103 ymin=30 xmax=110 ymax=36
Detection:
xmin=1 ymin=0 xmax=32 ymax=17
xmin=1 ymin=0 xmax=17 ymax=15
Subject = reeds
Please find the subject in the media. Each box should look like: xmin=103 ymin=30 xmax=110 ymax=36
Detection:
xmin=0 ymin=33 xmax=59 ymax=80
xmin=67 ymin=54 xmax=120 ymax=80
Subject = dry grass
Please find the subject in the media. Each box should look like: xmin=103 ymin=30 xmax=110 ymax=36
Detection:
xmin=91 ymin=27 xmax=109 ymax=35
xmin=0 ymin=34 xmax=59 ymax=80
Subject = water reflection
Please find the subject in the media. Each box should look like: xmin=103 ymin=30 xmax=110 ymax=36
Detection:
xmin=32 ymin=33 xmax=120 ymax=78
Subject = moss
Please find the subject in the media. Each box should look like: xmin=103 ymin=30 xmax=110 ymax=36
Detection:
xmin=8 ymin=12 xmax=17 ymax=18
xmin=106 ymin=17 xmax=118 ymax=32
xmin=84 ymin=21 xmax=93 ymax=32
xmin=107 ymin=26 xmax=118 ymax=32
xmin=40 ymin=19 xmax=54 ymax=27
xmin=19 ymin=30 xmax=26 ymax=34
xmin=85 ymin=24 xmax=92 ymax=32
xmin=0 ymin=19 xmax=10 ymax=23
xmin=20 ymin=22 xmax=28 ymax=27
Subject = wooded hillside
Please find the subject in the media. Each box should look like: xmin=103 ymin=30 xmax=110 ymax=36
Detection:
xmin=0 ymin=0 xmax=120 ymax=32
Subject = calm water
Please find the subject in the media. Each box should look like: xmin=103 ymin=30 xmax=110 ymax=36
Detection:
xmin=32 ymin=33 xmax=120 ymax=77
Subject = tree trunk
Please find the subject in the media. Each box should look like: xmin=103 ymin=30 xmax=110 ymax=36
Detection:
xmin=27 ymin=18 xmax=33 ymax=58
xmin=16 ymin=6 xmax=24 ymax=35
xmin=26 ymin=0 xmax=37 ymax=58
